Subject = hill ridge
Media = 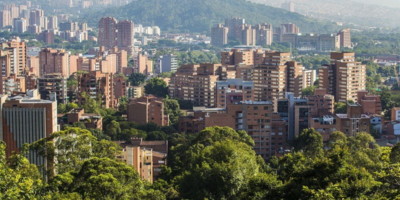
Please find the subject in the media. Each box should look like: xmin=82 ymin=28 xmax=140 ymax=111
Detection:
xmin=83 ymin=0 xmax=338 ymax=33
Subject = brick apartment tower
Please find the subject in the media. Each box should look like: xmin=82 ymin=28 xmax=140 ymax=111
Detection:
xmin=99 ymin=17 xmax=134 ymax=54
xmin=116 ymin=20 xmax=134 ymax=54
xmin=211 ymin=24 xmax=228 ymax=47
xmin=0 ymin=40 xmax=27 ymax=76
xmin=169 ymin=64 xmax=223 ymax=107
xmin=39 ymin=48 xmax=70 ymax=77
xmin=98 ymin=17 xmax=118 ymax=50
xmin=318 ymin=52 xmax=366 ymax=102
xmin=253 ymin=52 xmax=303 ymax=110
xmin=78 ymin=71 xmax=115 ymax=108
xmin=338 ymin=29 xmax=352 ymax=48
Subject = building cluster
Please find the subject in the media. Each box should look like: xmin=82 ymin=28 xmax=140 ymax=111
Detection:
xmin=0 ymin=3 xmax=92 ymax=43
xmin=134 ymin=24 xmax=161 ymax=36
xmin=53 ymin=0 xmax=132 ymax=9
xmin=0 ymin=37 xmax=169 ymax=181
xmin=211 ymin=18 xmax=352 ymax=52
xmin=279 ymin=29 xmax=352 ymax=52
xmin=0 ymin=87 xmax=167 ymax=182
xmin=0 ymin=37 xmax=146 ymax=110
xmin=169 ymin=48 xmax=379 ymax=159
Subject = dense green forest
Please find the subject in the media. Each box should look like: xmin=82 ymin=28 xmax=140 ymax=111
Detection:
xmin=1 ymin=126 xmax=400 ymax=199
xmin=353 ymin=32 xmax=400 ymax=55
xmin=82 ymin=0 xmax=338 ymax=33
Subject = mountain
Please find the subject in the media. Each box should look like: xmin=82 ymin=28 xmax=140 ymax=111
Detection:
xmin=82 ymin=0 xmax=338 ymax=33
xmin=251 ymin=0 xmax=400 ymax=29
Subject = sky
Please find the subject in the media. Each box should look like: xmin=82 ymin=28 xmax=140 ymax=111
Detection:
xmin=351 ymin=0 xmax=400 ymax=8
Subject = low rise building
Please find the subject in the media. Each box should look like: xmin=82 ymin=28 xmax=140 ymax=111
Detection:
xmin=357 ymin=90 xmax=382 ymax=115
xmin=64 ymin=108 xmax=103 ymax=130
xmin=127 ymin=96 xmax=169 ymax=126
xmin=116 ymin=138 xmax=168 ymax=182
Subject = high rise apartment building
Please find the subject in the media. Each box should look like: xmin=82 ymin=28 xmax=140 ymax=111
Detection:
xmin=211 ymin=24 xmax=229 ymax=46
xmin=0 ymin=40 xmax=27 ymax=76
xmin=253 ymin=52 xmax=303 ymax=110
xmin=13 ymin=18 xmax=27 ymax=33
xmin=214 ymin=19 xmax=272 ymax=46
xmin=2 ymin=91 xmax=58 ymax=167
xmin=39 ymin=48 xmax=70 ymax=77
xmin=308 ymin=89 xmax=335 ymax=117
xmin=0 ymin=50 xmax=11 ymax=77
xmin=254 ymin=23 xmax=273 ymax=46
xmin=169 ymin=64 xmax=226 ymax=107
xmin=59 ymin=21 xmax=79 ymax=32
xmin=137 ymin=54 xmax=153 ymax=74
xmin=38 ymin=74 xmax=68 ymax=103
xmin=98 ymin=17 xmax=118 ymax=49
xmin=0 ymin=10 xmax=11 ymax=28
xmin=318 ymin=52 xmax=366 ymax=102
xmin=8 ymin=5 xmax=19 ymax=20
xmin=277 ymin=93 xmax=309 ymax=140
xmin=225 ymin=17 xmax=245 ymax=41
xmin=302 ymin=69 xmax=317 ymax=88
xmin=338 ymin=29 xmax=352 ymax=48
xmin=114 ymin=75 xmax=127 ymax=99
xmin=47 ymin=16 xmax=58 ymax=30
xmin=241 ymin=25 xmax=257 ymax=46
xmin=29 ymin=9 xmax=45 ymax=28
xmin=215 ymin=79 xmax=254 ymax=108
xmin=280 ymin=23 xmax=300 ymax=35
xmin=221 ymin=49 xmax=256 ymax=66
xmin=98 ymin=17 xmax=134 ymax=53
xmin=116 ymin=20 xmax=134 ymax=54
xmin=156 ymin=54 xmax=178 ymax=74
xmin=78 ymin=71 xmax=115 ymax=108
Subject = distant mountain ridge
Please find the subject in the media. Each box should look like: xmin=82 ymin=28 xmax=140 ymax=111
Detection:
xmin=83 ymin=0 xmax=338 ymax=33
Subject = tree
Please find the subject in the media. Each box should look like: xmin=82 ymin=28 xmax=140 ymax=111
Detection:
xmin=0 ymin=142 xmax=44 ymax=199
xmin=301 ymin=86 xmax=316 ymax=97
xmin=58 ymin=103 xmax=80 ymax=114
xmin=30 ymin=127 xmax=121 ymax=178
xmin=129 ymin=73 xmax=147 ymax=86
xmin=390 ymin=143 xmax=400 ymax=163
xmin=80 ymin=92 xmax=103 ymax=114
xmin=144 ymin=78 xmax=168 ymax=98
xmin=379 ymin=90 xmax=394 ymax=111
xmin=105 ymin=120 xmax=122 ymax=139
xmin=335 ymin=102 xmax=347 ymax=114
xmin=147 ymin=131 xmax=168 ymax=140
xmin=239 ymin=173 xmax=283 ymax=199
xmin=163 ymin=98 xmax=181 ymax=125
xmin=294 ymin=128 xmax=323 ymax=157
xmin=176 ymin=140 xmax=261 ymax=200
xmin=55 ymin=158 xmax=146 ymax=200
xmin=193 ymin=126 xmax=255 ymax=147
xmin=118 ymin=96 xmax=129 ymax=114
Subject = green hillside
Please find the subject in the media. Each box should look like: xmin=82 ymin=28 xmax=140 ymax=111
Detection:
xmin=83 ymin=0 xmax=338 ymax=33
